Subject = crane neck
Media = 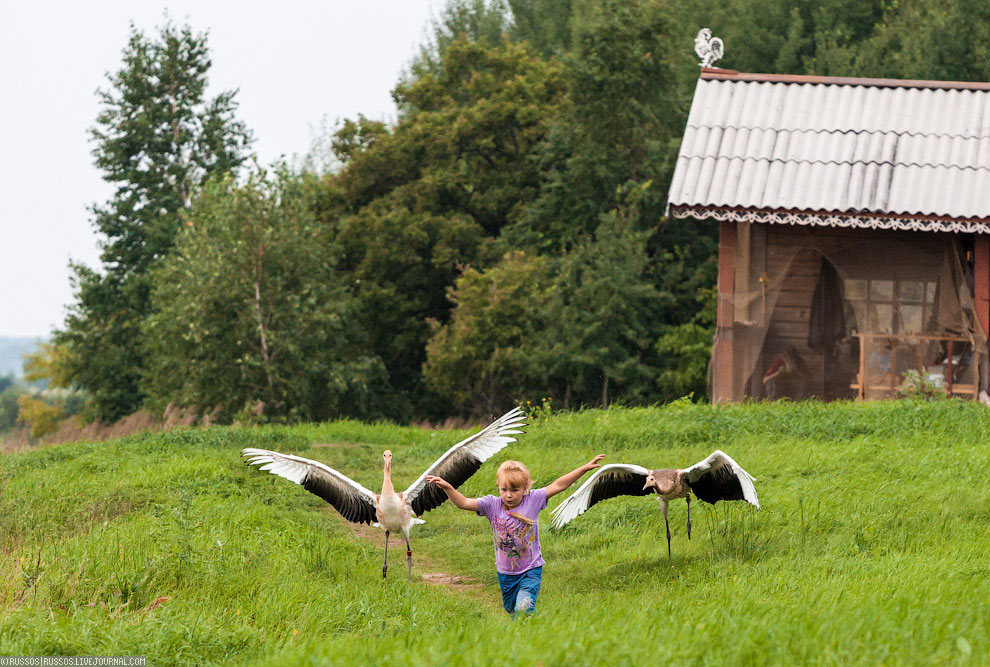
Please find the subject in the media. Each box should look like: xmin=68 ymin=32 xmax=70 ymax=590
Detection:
xmin=382 ymin=463 xmax=394 ymax=495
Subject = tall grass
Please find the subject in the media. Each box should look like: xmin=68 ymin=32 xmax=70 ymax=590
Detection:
xmin=1 ymin=400 xmax=989 ymax=664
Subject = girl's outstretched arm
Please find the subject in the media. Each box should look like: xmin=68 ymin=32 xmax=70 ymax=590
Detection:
xmin=545 ymin=454 xmax=605 ymax=498
xmin=424 ymin=475 xmax=479 ymax=511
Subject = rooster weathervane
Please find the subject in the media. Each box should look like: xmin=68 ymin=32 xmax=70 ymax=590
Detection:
xmin=694 ymin=28 xmax=724 ymax=68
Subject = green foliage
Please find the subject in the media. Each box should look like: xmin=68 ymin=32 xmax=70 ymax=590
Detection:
xmin=143 ymin=170 xmax=389 ymax=423
xmin=22 ymin=342 xmax=76 ymax=390
xmin=507 ymin=0 xmax=575 ymax=56
xmin=543 ymin=187 xmax=664 ymax=408
xmin=398 ymin=37 xmax=566 ymax=237
xmin=896 ymin=369 xmax=949 ymax=400
xmin=490 ymin=0 xmax=720 ymax=411
xmin=424 ymin=251 xmax=554 ymax=414
xmin=426 ymin=188 xmax=688 ymax=411
xmin=396 ymin=1 xmax=722 ymax=414
xmin=512 ymin=0 xmax=681 ymax=248
xmin=812 ymin=0 xmax=990 ymax=80
xmin=3 ymin=402 xmax=990 ymax=664
xmin=0 ymin=377 xmax=88 ymax=434
xmin=654 ymin=284 xmax=717 ymax=402
xmin=335 ymin=201 xmax=486 ymax=419
xmin=666 ymin=0 xmax=883 ymax=76
xmin=0 ymin=387 xmax=20 ymax=431
xmin=15 ymin=395 xmax=63 ymax=440
xmin=410 ymin=0 xmax=513 ymax=79
xmin=342 ymin=36 xmax=566 ymax=236
xmin=52 ymin=0 xmax=990 ymax=421
xmin=55 ymin=18 xmax=252 ymax=422
xmin=668 ymin=0 xmax=990 ymax=82
xmin=329 ymin=36 xmax=566 ymax=417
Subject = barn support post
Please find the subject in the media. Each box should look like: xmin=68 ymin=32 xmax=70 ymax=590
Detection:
xmin=975 ymin=235 xmax=990 ymax=393
xmin=734 ymin=222 xmax=751 ymax=400
xmin=713 ymin=220 xmax=736 ymax=403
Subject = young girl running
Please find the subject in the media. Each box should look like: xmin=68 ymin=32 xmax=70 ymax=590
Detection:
xmin=426 ymin=454 xmax=604 ymax=616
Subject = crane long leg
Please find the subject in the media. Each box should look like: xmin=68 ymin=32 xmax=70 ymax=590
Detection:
xmin=665 ymin=517 xmax=672 ymax=558
xmin=660 ymin=499 xmax=671 ymax=559
xmin=405 ymin=538 xmax=412 ymax=583
xmin=383 ymin=530 xmax=390 ymax=580
xmin=686 ymin=495 xmax=692 ymax=540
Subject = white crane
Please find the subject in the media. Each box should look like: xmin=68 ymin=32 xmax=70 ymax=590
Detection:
xmin=242 ymin=408 xmax=526 ymax=580
xmin=550 ymin=450 xmax=758 ymax=557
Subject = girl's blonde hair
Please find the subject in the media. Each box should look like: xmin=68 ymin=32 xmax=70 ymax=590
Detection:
xmin=496 ymin=460 xmax=533 ymax=492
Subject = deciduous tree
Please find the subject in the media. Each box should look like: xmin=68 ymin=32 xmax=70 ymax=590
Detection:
xmin=331 ymin=36 xmax=565 ymax=417
xmin=56 ymin=19 xmax=252 ymax=421
xmin=143 ymin=170 xmax=389 ymax=423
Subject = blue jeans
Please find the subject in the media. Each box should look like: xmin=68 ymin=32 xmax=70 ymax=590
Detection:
xmin=497 ymin=566 xmax=542 ymax=616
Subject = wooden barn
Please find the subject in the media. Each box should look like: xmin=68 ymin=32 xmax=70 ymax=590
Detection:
xmin=667 ymin=46 xmax=990 ymax=403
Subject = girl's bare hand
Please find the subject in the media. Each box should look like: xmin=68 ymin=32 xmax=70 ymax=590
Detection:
xmin=587 ymin=454 xmax=605 ymax=469
xmin=424 ymin=475 xmax=453 ymax=490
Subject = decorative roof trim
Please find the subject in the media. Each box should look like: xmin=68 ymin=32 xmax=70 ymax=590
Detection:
xmin=668 ymin=205 xmax=990 ymax=235
xmin=699 ymin=68 xmax=990 ymax=92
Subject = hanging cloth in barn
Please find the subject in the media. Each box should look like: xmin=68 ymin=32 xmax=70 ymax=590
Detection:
xmin=807 ymin=257 xmax=846 ymax=353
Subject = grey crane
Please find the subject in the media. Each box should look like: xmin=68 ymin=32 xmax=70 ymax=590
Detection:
xmin=550 ymin=450 xmax=759 ymax=557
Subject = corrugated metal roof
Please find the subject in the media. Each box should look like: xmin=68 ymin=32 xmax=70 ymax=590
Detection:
xmin=668 ymin=71 xmax=990 ymax=221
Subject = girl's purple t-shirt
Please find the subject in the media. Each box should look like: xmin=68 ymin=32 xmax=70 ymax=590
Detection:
xmin=476 ymin=488 xmax=547 ymax=575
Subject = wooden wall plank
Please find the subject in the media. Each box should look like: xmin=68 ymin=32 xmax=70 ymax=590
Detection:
xmin=713 ymin=221 xmax=736 ymax=403
xmin=769 ymin=320 xmax=814 ymax=339
xmin=773 ymin=306 xmax=811 ymax=322
xmin=975 ymin=235 xmax=989 ymax=338
xmin=776 ymin=291 xmax=815 ymax=307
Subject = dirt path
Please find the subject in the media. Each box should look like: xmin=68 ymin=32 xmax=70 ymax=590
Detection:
xmin=335 ymin=514 xmax=488 ymax=597
xmin=311 ymin=441 xmax=359 ymax=449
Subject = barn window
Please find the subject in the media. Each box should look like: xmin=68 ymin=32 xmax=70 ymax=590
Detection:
xmin=843 ymin=279 xmax=937 ymax=335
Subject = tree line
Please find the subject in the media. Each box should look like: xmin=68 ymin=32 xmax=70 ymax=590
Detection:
xmin=31 ymin=0 xmax=990 ymax=425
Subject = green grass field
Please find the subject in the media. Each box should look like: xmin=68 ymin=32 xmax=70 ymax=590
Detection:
xmin=1 ymin=400 xmax=989 ymax=665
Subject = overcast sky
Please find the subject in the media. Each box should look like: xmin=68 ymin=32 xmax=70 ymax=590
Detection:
xmin=0 ymin=0 xmax=440 ymax=337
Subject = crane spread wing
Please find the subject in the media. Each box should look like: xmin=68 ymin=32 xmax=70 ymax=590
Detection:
xmin=242 ymin=448 xmax=378 ymax=524
xmin=404 ymin=407 xmax=527 ymax=516
xmin=549 ymin=464 xmax=652 ymax=530
xmin=680 ymin=450 xmax=759 ymax=508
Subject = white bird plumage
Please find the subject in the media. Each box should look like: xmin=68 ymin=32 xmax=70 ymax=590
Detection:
xmin=680 ymin=450 xmax=758 ymax=507
xmin=550 ymin=450 xmax=758 ymax=557
xmin=242 ymin=407 xmax=527 ymax=580
xmin=549 ymin=463 xmax=651 ymax=528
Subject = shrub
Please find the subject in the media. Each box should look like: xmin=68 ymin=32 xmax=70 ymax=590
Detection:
xmin=896 ymin=369 xmax=949 ymax=400
xmin=0 ymin=386 xmax=20 ymax=430
xmin=16 ymin=395 xmax=64 ymax=439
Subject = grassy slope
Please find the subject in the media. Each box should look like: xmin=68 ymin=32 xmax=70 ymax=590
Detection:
xmin=1 ymin=400 xmax=989 ymax=665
